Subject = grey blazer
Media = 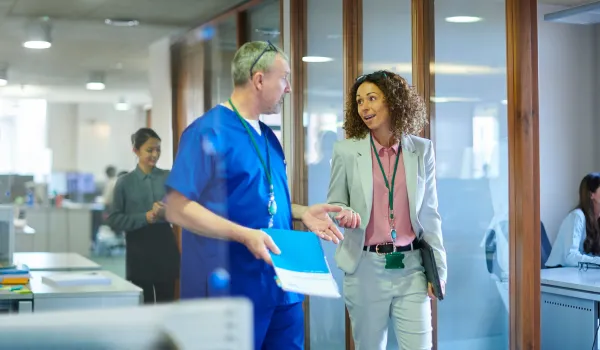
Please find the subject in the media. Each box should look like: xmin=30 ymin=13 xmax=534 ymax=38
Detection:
xmin=326 ymin=134 xmax=447 ymax=282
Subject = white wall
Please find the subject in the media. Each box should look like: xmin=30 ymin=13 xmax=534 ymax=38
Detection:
xmin=538 ymin=4 xmax=599 ymax=243
xmin=47 ymin=102 xmax=146 ymax=180
xmin=47 ymin=103 xmax=78 ymax=171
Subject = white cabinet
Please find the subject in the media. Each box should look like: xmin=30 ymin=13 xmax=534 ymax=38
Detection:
xmin=15 ymin=208 xmax=92 ymax=257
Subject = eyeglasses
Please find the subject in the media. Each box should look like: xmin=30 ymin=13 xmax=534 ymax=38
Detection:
xmin=249 ymin=40 xmax=279 ymax=78
xmin=355 ymin=70 xmax=388 ymax=84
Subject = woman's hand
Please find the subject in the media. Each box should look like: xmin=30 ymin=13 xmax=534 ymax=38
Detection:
xmin=146 ymin=210 xmax=157 ymax=223
xmin=335 ymin=209 xmax=361 ymax=229
xmin=152 ymin=202 xmax=166 ymax=219
xmin=428 ymin=281 xmax=446 ymax=300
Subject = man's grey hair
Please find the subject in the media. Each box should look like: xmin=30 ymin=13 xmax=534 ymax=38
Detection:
xmin=231 ymin=41 xmax=289 ymax=87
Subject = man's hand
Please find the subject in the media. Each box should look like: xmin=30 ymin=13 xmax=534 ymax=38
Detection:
xmin=335 ymin=209 xmax=361 ymax=229
xmin=301 ymin=204 xmax=344 ymax=243
xmin=428 ymin=280 xmax=446 ymax=300
xmin=241 ymin=229 xmax=281 ymax=265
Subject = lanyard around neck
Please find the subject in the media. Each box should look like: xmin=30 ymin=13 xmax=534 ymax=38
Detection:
xmin=228 ymin=99 xmax=272 ymax=187
xmin=370 ymin=134 xmax=400 ymax=215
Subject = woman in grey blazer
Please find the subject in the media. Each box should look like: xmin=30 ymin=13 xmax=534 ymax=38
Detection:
xmin=327 ymin=71 xmax=447 ymax=350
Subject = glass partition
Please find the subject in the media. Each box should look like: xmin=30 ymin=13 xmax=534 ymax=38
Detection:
xmin=247 ymin=0 xmax=283 ymax=141
xmin=305 ymin=0 xmax=345 ymax=348
xmin=434 ymin=1 xmax=509 ymax=349
xmin=362 ymin=0 xmax=412 ymax=84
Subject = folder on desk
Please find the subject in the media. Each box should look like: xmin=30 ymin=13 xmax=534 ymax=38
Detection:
xmin=0 ymin=264 xmax=29 ymax=274
xmin=0 ymin=276 xmax=30 ymax=285
xmin=264 ymin=228 xmax=340 ymax=298
xmin=0 ymin=264 xmax=31 ymax=285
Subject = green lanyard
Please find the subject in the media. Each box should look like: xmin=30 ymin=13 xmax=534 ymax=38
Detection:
xmin=370 ymin=134 xmax=401 ymax=241
xmin=228 ymin=99 xmax=277 ymax=226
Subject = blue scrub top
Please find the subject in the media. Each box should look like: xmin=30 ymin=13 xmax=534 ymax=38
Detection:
xmin=166 ymin=105 xmax=304 ymax=308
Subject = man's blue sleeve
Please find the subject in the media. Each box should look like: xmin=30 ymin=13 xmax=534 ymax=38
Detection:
xmin=166 ymin=127 xmax=218 ymax=202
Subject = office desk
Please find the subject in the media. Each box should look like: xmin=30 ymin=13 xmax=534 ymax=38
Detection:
xmin=0 ymin=270 xmax=141 ymax=314
xmin=13 ymin=252 xmax=101 ymax=271
xmin=541 ymin=268 xmax=600 ymax=350
xmin=29 ymin=270 xmax=142 ymax=312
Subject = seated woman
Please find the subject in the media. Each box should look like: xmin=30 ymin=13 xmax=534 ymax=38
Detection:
xmin=546 ymin=173 xmax=600 ymax=267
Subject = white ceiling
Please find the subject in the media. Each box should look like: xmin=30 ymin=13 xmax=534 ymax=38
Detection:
xmin=0 ymin=0 xmax=589 ymax=107
xmin=0 ymin=0 xmax=245 ymax=105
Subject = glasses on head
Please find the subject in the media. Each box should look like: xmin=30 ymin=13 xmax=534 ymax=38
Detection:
xmin=249 ymin=40 xmax=279 ymax=79
xmin=355 ymin=71 xmax=388 ymax=84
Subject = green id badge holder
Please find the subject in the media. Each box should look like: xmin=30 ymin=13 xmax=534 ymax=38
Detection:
xmin=384 ymin=252 xmax=405 ymax=269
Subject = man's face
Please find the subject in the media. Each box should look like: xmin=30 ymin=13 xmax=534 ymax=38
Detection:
xmin=259 ymin=54 xmax=291 ymax=115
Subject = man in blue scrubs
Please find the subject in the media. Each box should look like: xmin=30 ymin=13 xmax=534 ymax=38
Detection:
xmin=164 ymin=41 xmax=345 ymax=350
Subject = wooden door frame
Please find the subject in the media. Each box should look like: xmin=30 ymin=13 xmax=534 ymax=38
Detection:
xmin=342 ymin=1 xmax=362 ymax=349
xmin=506 ymin=0 xmax=540 ymax=348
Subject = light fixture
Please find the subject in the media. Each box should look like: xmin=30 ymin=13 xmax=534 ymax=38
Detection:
xmin=104 ymin=19 xmax=140 ymax=27
xmin=445 ymin=16 xmax=483 ymax=23
xmin=368 ymin=62 xmax=504 ymax=75
xmin=86 ymin=71 xmax=106 ymax=91
xmin=431 ymin=97 xmax=481 ymax=103
xmin=302 ymin=56 xmax=334 ymax=63
xmin=114 ymin=97 xmax=130 ymax=111
xmin=23 ymin=18 xmax=52 ymax=49
xmin=0 ymin=68 xmax=7 ymax=86
xmin=254 ymin=28 xmax=280 ymax=38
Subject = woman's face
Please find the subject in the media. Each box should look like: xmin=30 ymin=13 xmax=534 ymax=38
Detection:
xmin=135 ymin=137 xmax=161 ymax=168
xmin=356 ymin=81 xmax=391 ymax=132
xmin=591 ymin=187 xmax=600 ymax=205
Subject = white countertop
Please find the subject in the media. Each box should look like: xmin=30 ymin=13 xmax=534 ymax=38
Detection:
xmin=541 ymin=267 xmax=600 ymax=294
xmin=13 ymin=252 xmax=101 ymax=271
xmin=29 ymin=270 xmax=142 ymax=298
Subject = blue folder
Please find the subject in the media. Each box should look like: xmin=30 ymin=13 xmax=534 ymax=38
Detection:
xmin=263 ymin=229 xmax=330 ymax=274
xmin=0 ymin=264 xmax=29 ymax=275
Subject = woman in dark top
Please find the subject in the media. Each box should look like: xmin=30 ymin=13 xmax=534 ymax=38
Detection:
xmin=107 ymin=128 xmax=180 ymax=303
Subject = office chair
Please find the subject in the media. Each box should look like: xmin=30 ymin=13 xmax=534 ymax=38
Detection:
xmin=540 ymin=222 xmax=552 ymax=269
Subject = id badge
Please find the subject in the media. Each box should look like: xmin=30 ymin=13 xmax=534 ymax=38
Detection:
xmin=384 ymin=252 xmax=405 ymax=269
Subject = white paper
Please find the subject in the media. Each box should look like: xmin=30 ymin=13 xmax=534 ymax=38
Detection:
xmin=42 ymin=272 xmax=112 ymax=287
xmin=274 ymin=267 xmax=341 ymax=298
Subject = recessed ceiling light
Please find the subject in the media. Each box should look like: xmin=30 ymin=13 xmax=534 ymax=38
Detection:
xmin=115 ymin=102 xmax=130 ymax=111
xmin=302 ymin=56 xmax=334 ymax=63
xmin=0 ymin=79 xmax=7 ymax=86
xmin=254 ymin=28 xmax=280 ymax=37
xmin=23 ymin=40 xmax=51 ymax=49
xmin=86 ymin=82 xmax=105 ymax=91
xmin=104 ymin=19 xmax=140 ymax=27
xmin=431 ymin=97 xmax=481 ymax=103
xmin=445 ymin=16 xmax=483 ymax=23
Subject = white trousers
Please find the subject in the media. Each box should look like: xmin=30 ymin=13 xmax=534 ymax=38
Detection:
xmin=344 ymin=250 xmax=432 ymax=350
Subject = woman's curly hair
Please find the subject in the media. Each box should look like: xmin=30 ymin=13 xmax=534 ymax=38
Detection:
xmin=343 ymin=70 xmax=427 ymax=140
